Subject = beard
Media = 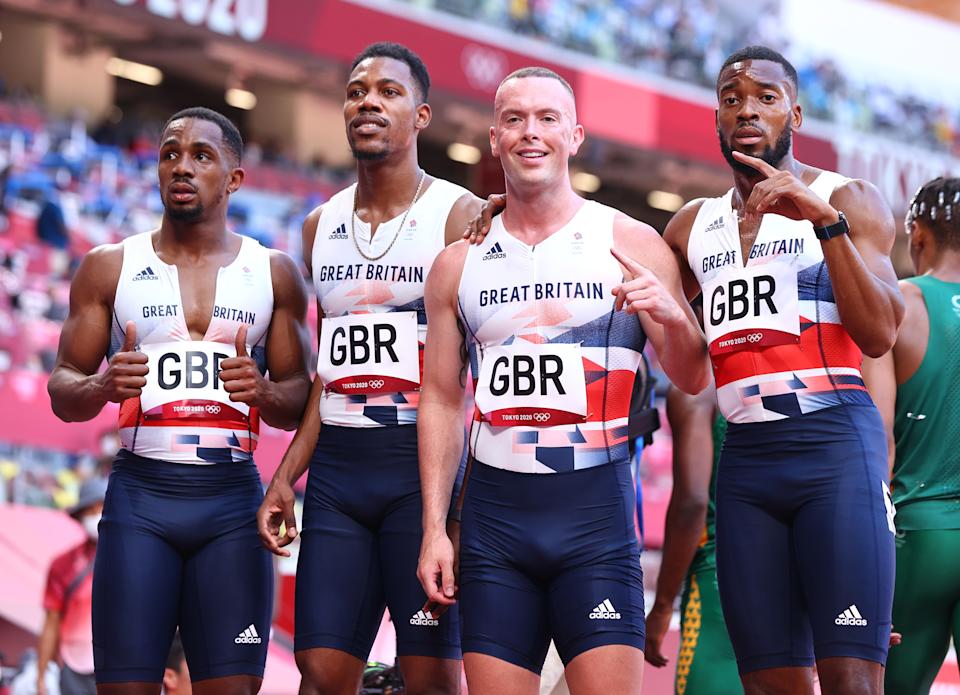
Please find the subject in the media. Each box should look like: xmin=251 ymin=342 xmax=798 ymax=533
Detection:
xmin=719 ymin=125 xmax=792 ymax=176
xmin=351 ymin=146 xmax=390 ymax=161
xmin=165 ymin=201 xmax=205 ymax=221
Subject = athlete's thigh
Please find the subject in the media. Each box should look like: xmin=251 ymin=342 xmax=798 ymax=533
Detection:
xmin=463 ymin=653 xmax=539 ymax=695
xmin=380 ymin=490 xmax=461 ymax=661
xmin=715 ymin=464 xmax=812 ymax=673
xmin=678 ymin=569 xmax=742 ymax=695
xmin=885 ymin=529 xmax=958 ymax=694
xmin=93 ymin=479 xmax=182 ymax=684
xmin=563 ymin=644 xmax=644 ymax=695
xmin=791 ymin=422 xmax=894 ymax=666
xmin=179 ymin=518 xmax=273 ymax=682
xmin=295 ymin=476 xmax=384 ymax=659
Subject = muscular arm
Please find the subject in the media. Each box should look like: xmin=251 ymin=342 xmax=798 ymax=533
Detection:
xmin=613 ymin=214 xmax=710 ymax=394
xmin=47 ymin=245 xmax=124 ymax=421
xmin=417 ymin=242 xmax=470 ymax=606
xmin=444 ymin=192 xmax=484 ymax=246
xmin=822 ymin=181 xmax=904 ymax=357
xmin=656 ymin=386 xmax=716 ymax=609
xmin=419 ymin=242 xmax=470 ymax=535
xmin=862 ymin=280 xmax=928 ymax=476
xmin=257 ymin=251 xmax=311 ymax=429
xmin=662 ymin=199 xmax=706 ymax=303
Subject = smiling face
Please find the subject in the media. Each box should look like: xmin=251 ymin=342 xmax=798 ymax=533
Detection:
xmin=716 ymin=59 xmax=800 ymax=175
xmin=344 ymin=56 xmax=430 ymax=162
xmin=157 ymin=118 xmax=241 ymax=222
xmin=490 ymin=75 xmax=584 ymax=194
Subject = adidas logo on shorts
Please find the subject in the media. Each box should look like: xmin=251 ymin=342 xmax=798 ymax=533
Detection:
xmin=235 ymin=624 xmax=262 ymax=644
xmin=589 ymin=599 xmax=621 ymax=620
xmin=835 ymin=604 xmax=868 ymax=627
xmin=409 ymin=610 xmax=439 ymax=627
xmin=482 ymin=242 xmax=506 ymax=261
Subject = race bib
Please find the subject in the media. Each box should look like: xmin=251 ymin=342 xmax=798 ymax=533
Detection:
xmin=474 ymin=343 xmax=587 ymax=427
xmin=140 ymin=341 xmax=249 ymax=420
xmin=317 ymin=312 xmax=420 ymax=395
xmin=703 ymin=263 xmax=800 ymax=355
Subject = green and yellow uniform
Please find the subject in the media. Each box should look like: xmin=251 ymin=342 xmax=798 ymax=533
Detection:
xmin=886 ymin=276 xmax=960 ymax=695
xmin=676 ymin=414 xmax=741 ymax=695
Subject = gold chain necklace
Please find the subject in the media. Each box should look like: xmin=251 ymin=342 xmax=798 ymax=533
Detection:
xmin=351 ymin=170 xmax=426 ymax=262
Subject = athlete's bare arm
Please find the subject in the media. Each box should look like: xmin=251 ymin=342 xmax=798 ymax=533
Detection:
xmin=613 ymin=213 xmax=710 ymax=395
xmin=417 ymin=240 xmax=470 ymax=610
xmin=662 ymin=199 xmax=707 ymax=303
xmin=48 ymin=245 xmax=145 ymax=422
xmin=259 ymin=206 xmax=324 ymax=555
xmin=646 ymin=384 xmax=716 ymax=668
xmin=862 ymin=280 xmax=928 ymax=475
xmin=733 ymin=151 xmax=904 ymax=356
xmin=444 ymin=192 xmax=485 ymax=246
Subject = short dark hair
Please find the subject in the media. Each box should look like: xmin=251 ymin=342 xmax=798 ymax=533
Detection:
xmin=500 ymin=67 xmax=574 ymax=96
xmin=160 ymin=107 xmax=243 ymax=164
xmin=907 ymin=177 xmax=960 ymax=250
xmin=166 ymin=632 xmax=185 ymax=671
xmin=718 ymin=45 xmax=798 ymax=93
xmin=351 ymin=42 xmax=430 ymax=102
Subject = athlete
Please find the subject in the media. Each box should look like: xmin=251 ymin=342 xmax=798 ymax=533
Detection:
xmin=660 ymin=46 xmax=903 ymax=694
xmin=255 ymin=43 xmax=482 ymax=695
xmin=645 ymin=382 xmax=740 ymax=695
xmin=862 ymin=177 xmax=960 ymax=694
xmin=48 ymin=107 xmax=311 ymax=694
xmin=416 ymin=67 xmax=710 ymax=695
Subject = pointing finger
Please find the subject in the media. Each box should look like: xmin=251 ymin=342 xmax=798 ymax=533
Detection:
xmin=731 ymin=150 xmax=779 ymax=178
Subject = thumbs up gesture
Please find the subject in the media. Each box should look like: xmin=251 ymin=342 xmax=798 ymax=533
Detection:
xmin=219 ymin=324 xmax=266 ymax=406
xmin=97 ymin=321 xmax=149 ymax=403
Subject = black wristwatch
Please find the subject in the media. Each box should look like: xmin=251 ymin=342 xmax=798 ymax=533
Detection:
xmin=813 ymin=211 xmax=849 ymax=240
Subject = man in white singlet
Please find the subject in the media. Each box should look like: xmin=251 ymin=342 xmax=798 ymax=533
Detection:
xmin=660 ymin=46 xmax=903 ymax=695
xmin=416 ymin=67 xmax=710 ymax=695
xmin=256 ymin=43 xmax=482 ymax=695
xmin=48 ymin=107 xmax=311 ymax=694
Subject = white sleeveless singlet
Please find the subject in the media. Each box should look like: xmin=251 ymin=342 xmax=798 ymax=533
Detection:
xmin=111 ymin=231 xmax=274 ymax=463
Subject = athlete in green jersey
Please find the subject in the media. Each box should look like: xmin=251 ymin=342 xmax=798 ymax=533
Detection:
xmin=646 ymin=384 xmax=741 ymax=695
xmin=864 ymin=176 xmax=960 ymax=694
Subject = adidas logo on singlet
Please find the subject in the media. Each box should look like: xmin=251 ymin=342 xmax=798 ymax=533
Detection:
xmin=234 ymin=624 xmax=262 ymax=644
xmin=835 ymin=605 xmax=868 ymax=627
xmin=589 ymin=599 xmax=621 ymax=620
xmin=704 ymin=216 xmax=725 ymax=234
xmin=329 ymin=223 xmax=348 ymax=240
xmin=133 ymin=266 xmax=158 ymax=281
xmin=409 ymin=610 xmax=439 ymax=627
xmin=482 ymin=242 xmax=506 ymax=261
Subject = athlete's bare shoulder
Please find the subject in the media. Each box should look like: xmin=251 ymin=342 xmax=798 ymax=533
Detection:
xmin=611 ymin=210 xmax=677 ymax=277
xmin=72 ymin=240 xmax=125 ymax=305
xmin=301 ymin=203 xmax=326 ymax=273
xmin=662 ymin=198 xmax=708 ymax=254
xmin=444 ymin=191 xmax=484 ymax=246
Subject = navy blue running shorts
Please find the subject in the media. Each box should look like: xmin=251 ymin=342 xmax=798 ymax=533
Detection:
xmin=93 ymin=450 xmax=273 ymax=684
xmin=295 ymin=424 xmax=462 ymax=660
xmin=715 ymin=404 xmax=895 ymax=674
xmin=458 ymin=459 xmax=645 ymax=673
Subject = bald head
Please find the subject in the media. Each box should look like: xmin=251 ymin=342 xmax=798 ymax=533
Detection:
xmin=495 ymin=68 xmax=577 ymax=123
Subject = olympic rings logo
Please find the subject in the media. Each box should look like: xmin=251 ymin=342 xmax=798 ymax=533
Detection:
xmin=369 ymin=379 xmax=385 ymax=389
xmin=746 ymin=333 xmax=763 ymax=344
xmin=205 ymin=404 xmax=221 ymax=414
xmin=533 ymin=412 xmax=551 ymax=422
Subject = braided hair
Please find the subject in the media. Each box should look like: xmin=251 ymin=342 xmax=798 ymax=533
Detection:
xmin=906 ymin=177 xmax=960 ymax=250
